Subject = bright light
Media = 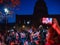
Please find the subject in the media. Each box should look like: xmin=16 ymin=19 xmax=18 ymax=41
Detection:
xmin=4 ymin=8 xmax=9 ymax=14
xmin=27 ymin=21 xmax=30 ymax=24
xmin=22 ymin=25 xmax=25 ymax=28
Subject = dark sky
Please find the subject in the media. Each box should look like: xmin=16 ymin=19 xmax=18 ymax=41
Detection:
xmin=0 ymin=0 xmax=60 ymax=23
xmin=15 ymin=0 xmax=60 ymax=15
xmin=45 ymin=0 xmax=60 ymax=14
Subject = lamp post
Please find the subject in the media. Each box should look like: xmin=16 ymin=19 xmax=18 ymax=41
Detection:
xmin=4 ymin=8 xmax=10 ymax=30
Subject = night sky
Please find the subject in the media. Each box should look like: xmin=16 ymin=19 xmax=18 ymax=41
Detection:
xmin=0 ymin=0 xmax=60 ymax=23
xmin=15 ymin=0 xmax=60 ymax=15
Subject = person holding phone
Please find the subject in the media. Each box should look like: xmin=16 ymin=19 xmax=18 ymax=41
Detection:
xmin=46 ymin=18 xmax=60 ymax=45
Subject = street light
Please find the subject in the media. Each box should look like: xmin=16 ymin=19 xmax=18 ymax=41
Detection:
xmin=4 ymin=8 xmax=10 ymax=30
xmin=4 ymin=8 xmax=10 ymax=23
xmin=4 ymin=8 xmax=9 ymax=15
xmin=27 ymin=21 xmax=30 ymax=25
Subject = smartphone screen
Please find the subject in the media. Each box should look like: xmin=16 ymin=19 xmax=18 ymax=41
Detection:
xmin=42 ymin=17 xmax=52 ymax=24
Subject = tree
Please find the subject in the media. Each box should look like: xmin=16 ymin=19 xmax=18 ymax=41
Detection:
xmin=33 ymin=0 xmax=48 ymax=17
xmin=33 ymin=0 xmax=48 ymax=27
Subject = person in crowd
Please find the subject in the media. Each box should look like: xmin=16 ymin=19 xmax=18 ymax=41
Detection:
xmin=10 ymin=40 xmax=15 ymax=45
xmin=19 ymin=27 xmax=29 ymax=45
xmin=28 ymin=25 xmax=40 ymax=45
xmin=0 ymin=33 xmax=6 ymax=45
xmin=15 ymin=32 xmax=21 ymax=45
xmin=6 ymin=31 xmax=12 ymax=45
xmin=6 ymin=29 xmax=20 ymax=45
xmin=38 ymin=25 xmax=47 ymax=45
xmin=46 ymin=18 xmax=60 ymax=45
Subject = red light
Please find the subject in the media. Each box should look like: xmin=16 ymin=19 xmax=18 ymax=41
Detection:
xmin=0 ymin=0 xmax=20 ymax=7
xmin=0 ymin=0 xmax=3 ymax=3
xmin=11 ymin=0 xmax=20 ymax=6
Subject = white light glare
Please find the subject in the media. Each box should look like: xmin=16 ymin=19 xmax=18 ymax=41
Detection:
xmin=4 ymin=8 xmax=9 ymax=14
xmin=27 ymin=21 xmax=30 ymax=24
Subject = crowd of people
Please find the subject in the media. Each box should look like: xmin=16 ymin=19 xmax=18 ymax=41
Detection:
xmin=0 ymin=25 xmax=44 ymax=45
xmin=0 ymin=18 xmax=60 ymax=45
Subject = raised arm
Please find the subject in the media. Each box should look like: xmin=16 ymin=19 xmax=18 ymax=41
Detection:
xmin=52 ymin=18 xmax=60 ymax=35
